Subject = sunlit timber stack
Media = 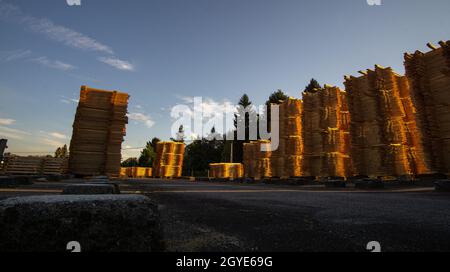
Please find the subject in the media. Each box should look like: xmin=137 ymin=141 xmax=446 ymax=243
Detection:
xmin=243 ymin=140 xmax=273 ymax=179
xmin=153 ymin=141 xmax=185 ymax=178
xmin=120 ymin=167 xmax=153 ymax=178
xmin=209 ymin=163 xmax=244 ymax=179
xmin=302 ymin=85 xmax=352 ymax=178
xmin=344 ymin=65 xmax=430 ymax=178
xmin=277 ymin=98 xmax=304 ymax=178
xmin=404 ymin=41 xmax=450 ymax=175
xmin=69 ymin=86 xmax=129 ymax=177
xmin=243 ymin=141 xmax=257 ymax=178
xmin=242 ymin=98 xmax=303 ymax=179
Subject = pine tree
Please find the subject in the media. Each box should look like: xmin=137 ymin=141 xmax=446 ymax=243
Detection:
xmin=54 ymin=147 xmax=61 ymax=158
xmin=138 ymin=141 xmax=156 ymax=167
xmin=265 ymin=89 xmax=289 ymax=132
xmin=266 ymin=89 xmax=288 ymax=106
xmin=304 ymin=78 xmax=322 ymax=93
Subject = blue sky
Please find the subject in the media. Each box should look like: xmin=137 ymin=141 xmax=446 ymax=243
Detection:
xmin=1 ymin=0 xmax=450 ymax=159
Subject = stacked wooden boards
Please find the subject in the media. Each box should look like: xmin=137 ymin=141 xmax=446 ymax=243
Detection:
xmin=404 ymin=41 xmax=450 ymax=175
xmin=3 ymin=156 xmax=68 ymax=175
xmin=243 ymin=140 xmax=273 ymax=178
xmin=209 ymin=163 xmax=244 ymax=179
xmin=345 ymin=66 xmax=429 ymax=177
xmin=42 ymin=157 xmax=69 ymax=175
xmin=120 ymin=167 xmax=153 ymax=178
xmin=69 ymin=86 xmax=129 ymax=177
xmin=302 ymin=85 xmax=352 ymax=178
xmin=276 ymin=98 xmax=304 ymax=178
xmin=242 ymin=98 xmax=303 ymax=179
xmin=153 ymin=142 xmax=185 ymax=178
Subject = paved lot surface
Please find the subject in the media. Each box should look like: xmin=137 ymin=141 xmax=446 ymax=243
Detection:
xmin=1 ymin=179 xmax=449 ymax=252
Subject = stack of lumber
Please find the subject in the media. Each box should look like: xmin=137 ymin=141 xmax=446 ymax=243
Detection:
xmin=404 ymin=41 xmax=450 ymax=175
xmin=3 ymin=156 xmax=43 ymax=175
xmin=243 ymin=140 xmax=272 ymax=179
xmin=42 ymin=157 xmax=69 ymax=175
xmin=209 ymin=163 xmax=244 ymax=179
xmin=243 ymin=98 xmax=303 ymax=179
xmin=302 ymin=85 xmax=352 ymax=178
xmin=3 ymin=156 xmax=68 ymax=175
xmin=243 ymin=142 xmax=257 ymax=178
xmin=120 ymin=167 xmax=128 ymax=178
xmin=69 ymin=86 xmax=129 ymax=177
xmin=345 ymin=65 xmax=427 ymax=177
xmin=120 ymin=167 xmax=152 ymax=178
xmin=153 ymin=142 xmax=185 ymax=178
xmin=277 ymin=98 xmax=304 ymax=178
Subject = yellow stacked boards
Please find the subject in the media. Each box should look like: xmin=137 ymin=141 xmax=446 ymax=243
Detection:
xmin=302 ymin=86 xmax=352 ymax=178
xmin=120 ymin=167 xmax=153 ymax=178
xmin=242 ymin=98 xmax=303 ymax=179
xmin=243 ymin=140 xmax=273 ymax=179
xmin=69 ymin=86 xmax=129 ymax=177
xmin=277 ymin=98 xmax=303 ymax=178
xmin=209 ymin=163 xmax=244 ymax=179
xmin=404 ymin=41 xmax=450 ymax=175
xmin=345 ymin=66 xmax=429 ymax=177
xmin=153 ymin=142 xmax=185 ymax=178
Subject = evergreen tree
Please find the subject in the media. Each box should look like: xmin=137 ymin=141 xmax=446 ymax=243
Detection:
xmin=54 ymin=144 xmax=68 ymax=158
xmin=121 ymin=157 xmax=138 ymax=167
xmin=183 ymin=127 xmax=225 ymax=176
xmin=266 ymin=89 xmax=288 ymax=106
xmin=54 ymin=147 xmax=61 ymax=158
xmin=150 ymin=137 xmax=161 ymax=150
xmin=229 ymin=94 xmax=256 ymax=163
xmin=138 ymin=141 xmax=156 ymax=167
xmin=265 ymin=89 xmax=288 ymax=132
xmin=61 ymin=144 xmax=68 ymax=158
xmin=304 ymin=78 xmax=322 ymax=93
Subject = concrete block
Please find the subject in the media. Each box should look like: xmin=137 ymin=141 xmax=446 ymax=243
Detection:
xmin=0 ymin=195 xmax=164 ymax=252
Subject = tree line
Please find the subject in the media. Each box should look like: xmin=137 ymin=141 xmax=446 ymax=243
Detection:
xmin=121 ymin=79 xmax=322 ymax=177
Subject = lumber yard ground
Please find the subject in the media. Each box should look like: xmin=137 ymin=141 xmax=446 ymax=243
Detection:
xmin=1 ymin=178 xmax=450 ymax=252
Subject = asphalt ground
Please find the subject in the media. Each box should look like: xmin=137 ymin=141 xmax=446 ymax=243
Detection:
xmin=1 ymin=179 xmax=449 ymax=252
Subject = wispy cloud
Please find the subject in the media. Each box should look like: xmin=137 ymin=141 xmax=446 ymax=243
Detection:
xmin=99 ymin=57 xmax=135 ymax=71
xmin=127 ymin=112 xmax=155 ymax=128
xmin=0 ymin=1 xmax=134 ymax=71
xmin=38 ymin=131 xmax=68 ymax=147
xmin=176 ymin=96 xmax=236 ymax=118
xmin=0 ymin=1 xmax=113 ymax=54
xmin=49 ymin=132 xmax=68 ymax=140
xmin=0 ymin=118 xmax=15 ymax=126
xmin=41 ymin=138 xmax=65 ymax=148
xmin=59 ymin=95 xmax=79 ymax=105
xmin=60 ymin=97 xmax=79 ymax=104
xmin=32 ymin=56 xmax=76 ymax=71
xmin=0 ymin=125 xmax=31 ymax=140
xmin=0 ymin=49 xmax=31 ymax=62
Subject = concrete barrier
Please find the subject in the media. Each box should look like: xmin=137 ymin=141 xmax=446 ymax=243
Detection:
xmin=0 ymin=194 xmax=164 ymax=252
